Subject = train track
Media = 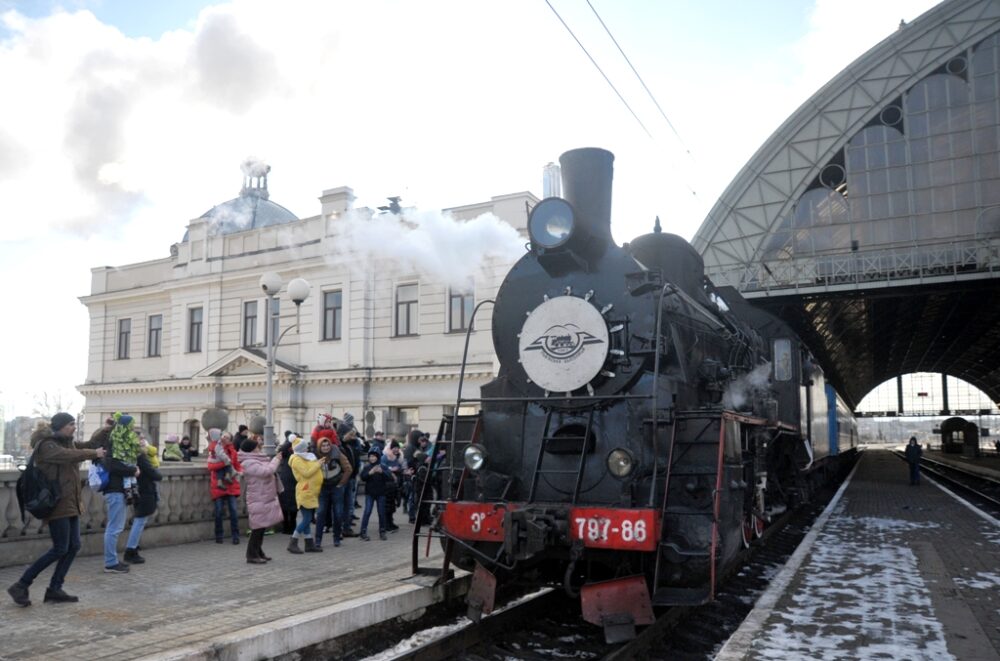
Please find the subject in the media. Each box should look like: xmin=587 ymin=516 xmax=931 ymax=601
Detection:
xmin=362 ymin=475 xmax=851 ymax=660
xmin=895 ymin=452 xmax=1000 ymax=516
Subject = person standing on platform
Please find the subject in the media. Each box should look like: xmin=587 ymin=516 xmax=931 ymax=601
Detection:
xmin=123 ymin=438 xmax=162 ymax=564
xmin=338 ymin=421 xmax=362 ymax=538
xmin=206 ymin=429 xmax=243 ymax=544
xmin=905 ymin=436 xmax=922 ymax=485
xmin=360 ymin=449 xmax=389 ymax=541
xmin=238 ymin=436 xmax=283 ymax=564
xmin=314 ymin=433 xmax=352 ymax=549
xmin=276 ymin=432 xmax=298 ymax=534
xmin=7 ymin=414 xmax=106 ymax=607
xmin=288 ymin=435 xmax=323 ymax=553
xmin=101 ymin=414 xmax=143 ymax=573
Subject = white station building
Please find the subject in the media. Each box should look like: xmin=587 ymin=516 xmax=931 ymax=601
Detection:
xmin=79 ymin=163 xmax=537 ymax=452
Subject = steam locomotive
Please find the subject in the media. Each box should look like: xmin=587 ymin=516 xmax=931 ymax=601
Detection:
xmin=424 ymin=148 xmax=856 ymax=642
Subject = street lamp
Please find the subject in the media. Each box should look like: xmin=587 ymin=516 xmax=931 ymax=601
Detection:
xmin=259 ymin=271 xmax=310 ymax=456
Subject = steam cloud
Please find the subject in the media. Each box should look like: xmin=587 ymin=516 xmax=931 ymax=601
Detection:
xmin=331 ymin=208 xmax=525 ymax=289
xmin=722 ymin=362 xmax=772 ymax=411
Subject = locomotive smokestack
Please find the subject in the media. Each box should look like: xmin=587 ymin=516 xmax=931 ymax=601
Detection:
xmin=559 ymin=148 xmax=614 ymax=244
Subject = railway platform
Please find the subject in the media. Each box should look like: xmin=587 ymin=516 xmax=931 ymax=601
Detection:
xmin=0 ymin=518 xmax=467 ymax=660
xmin=926 ymin=448 xmax=1000 ymax=480
xmin=717 ymin=449 xmax=1000 ymax=660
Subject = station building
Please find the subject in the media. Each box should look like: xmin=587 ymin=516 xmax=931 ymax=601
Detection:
xmin=79 ymin=165 xmax=536 ymax=450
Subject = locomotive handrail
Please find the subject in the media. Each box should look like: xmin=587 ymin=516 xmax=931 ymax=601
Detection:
xmin=449 ymin=298 xmax=496 ymax=477
xmin=455 ymin=394 xmax=656 ymax=403
xmin=650 ymin=283 xmax=675 ymax=508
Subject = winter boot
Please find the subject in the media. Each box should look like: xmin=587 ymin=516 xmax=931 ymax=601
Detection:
xmin=44 ymin=588 xmax=79 ymax=603
xmin=304 ymin=538 xmax=322 ymax=553
xmin=287 ymin=538 xmax=303 ymax=554
xmin=7 ymin=582 xmax=30 ymax=607
xmin=123 ymin=548 xmax=145 ymax=564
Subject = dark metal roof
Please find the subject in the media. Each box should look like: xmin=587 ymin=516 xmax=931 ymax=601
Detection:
xmin=749 ymin=279 xmax=1000 ymax=409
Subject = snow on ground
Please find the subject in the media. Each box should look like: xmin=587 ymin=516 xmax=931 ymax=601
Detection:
xmin=952 ymin=571 xmax=1000 ymax=590
xmin=750 ymin=501 xmax=954 ymax=661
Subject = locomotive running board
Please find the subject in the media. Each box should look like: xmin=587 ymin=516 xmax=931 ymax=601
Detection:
xmin=580 ymin=576 xmax=655 ymax=644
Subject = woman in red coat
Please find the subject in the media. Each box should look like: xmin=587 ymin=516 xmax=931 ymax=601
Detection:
xmin=206 ymin=429 xmax=242 ymax=544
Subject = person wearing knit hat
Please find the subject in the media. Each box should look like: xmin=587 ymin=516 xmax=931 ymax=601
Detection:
xmin=161 ymin=434 xmax=183 ymax=462
xmin=336 ymin=423 xmax=363 ymax=539
xmin=50 ymin=412 xmax=75 ymax=434
xmin=6 ymin=414 xmax=106 ymax=606
xmin=359 ymin=448 xmax=389 ymax=541
xmin=287 ymin=436 xmax=323 ymax=553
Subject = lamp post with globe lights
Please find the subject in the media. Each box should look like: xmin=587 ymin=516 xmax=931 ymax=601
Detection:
xmin=259 ymin=272 xmax=310 ymax=456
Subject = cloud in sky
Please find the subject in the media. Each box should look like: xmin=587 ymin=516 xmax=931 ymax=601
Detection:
xmin=0 ymin=0 xmax=942 ymax=417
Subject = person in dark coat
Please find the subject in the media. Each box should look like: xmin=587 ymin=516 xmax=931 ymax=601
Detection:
xmin=276 ymin=433 xmax=298 ymax=534
xmin=338 ymin=423 xmax=363 ymax=537
xmin=905 ymin=436 xmax=922 ymax=485
xmin=179 ymin=435 xmax=193 ymax=462
xmin=124 ymin=441 xmax=162 ymax=564
xmin=359 ymin=450 xmax=389 ymax=541
xmin=7 ymin=414 xmax=105 ymax=607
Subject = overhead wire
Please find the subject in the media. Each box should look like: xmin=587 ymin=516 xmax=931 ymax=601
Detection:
xmin=585 ymin=0 xmax=694 ymax=160
xmin=543 ymin=0 xmax=652 ymax=139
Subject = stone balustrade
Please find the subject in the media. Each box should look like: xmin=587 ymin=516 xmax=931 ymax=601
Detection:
xmin=0 ymin=463 xmax=249 ymax=568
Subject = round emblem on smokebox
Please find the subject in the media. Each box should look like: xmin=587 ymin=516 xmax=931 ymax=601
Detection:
xmin=518 ymin=296 xmax=609 ymax=393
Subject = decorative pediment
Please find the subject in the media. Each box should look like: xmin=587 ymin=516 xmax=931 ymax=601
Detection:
xmin=192 ymin=348 xmax=298 ymax=378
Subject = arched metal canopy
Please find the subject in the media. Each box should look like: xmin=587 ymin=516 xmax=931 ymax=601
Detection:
xmin=694 ymin=0 xmax=1000 ymax=409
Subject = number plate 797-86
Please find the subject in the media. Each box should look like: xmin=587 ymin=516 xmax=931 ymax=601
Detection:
xmin=569 ymin=508 xmax=659 ymax=551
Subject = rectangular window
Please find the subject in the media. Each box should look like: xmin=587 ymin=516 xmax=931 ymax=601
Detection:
xmin=188 ymin=307 xmax=203 ymax=353
xmin=144 ymin=413 xmax=160 ymax=446
xmin=448 ymin=286 xmax=474 ymax=332
xmin=147 ymin=314 xmax=162 ymax=357
xmin=323 ymin=290 xmax=342 ymax=341
xmin=117 ymin=319 xmax=131 ymax=359
xmin=243 ymin=301 xmax=258 ymax=347
xmin=395 ymin=284 xmax=418 ymax=336
xmin=773 ymin=339 xmax=792 ymax=381
xmin=264 ymin=298 xmax=280 ymax=345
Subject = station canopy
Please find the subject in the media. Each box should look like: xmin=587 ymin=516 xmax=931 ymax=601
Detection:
xmin=693 ymin=0 xmax=1000 ymax=409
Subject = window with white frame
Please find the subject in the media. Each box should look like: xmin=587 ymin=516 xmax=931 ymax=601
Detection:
xmin=395 ymin=284 xmax=418 ymax=336
xmin=147 ymin=314 xmax=162 ymax=357
xmin=448 ymin=283 xmax=474 ymax=332
xmin=188 ymin=307 xmax=203 ymax=353
xmin=323 ymin=290 xmax=342 ymax=341
xmin=117 ymin=318 xmax=131 ymax=359
xmin=243 ymin=301 xmax=258 ymax=347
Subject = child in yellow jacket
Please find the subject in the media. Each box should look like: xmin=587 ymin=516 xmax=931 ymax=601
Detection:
xmin=287 ymin=436 xmax=323 ymax=554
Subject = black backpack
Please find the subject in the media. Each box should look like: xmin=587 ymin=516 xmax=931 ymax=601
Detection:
xmin=15 ymin=447 xmax=62 ymax=522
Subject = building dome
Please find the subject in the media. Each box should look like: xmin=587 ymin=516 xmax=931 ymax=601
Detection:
xmin=183 ymin=160 xmax=298 ymax=241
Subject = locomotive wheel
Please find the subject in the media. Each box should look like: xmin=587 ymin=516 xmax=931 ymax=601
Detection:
xmin=754 ymin=514 xmax=765 ymax=538
xmin=741 ymin=516 xmax=754 ymax=548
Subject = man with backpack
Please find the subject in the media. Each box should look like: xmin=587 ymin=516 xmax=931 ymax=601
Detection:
xmin=7 ymin=413 xmax=106 ymax=607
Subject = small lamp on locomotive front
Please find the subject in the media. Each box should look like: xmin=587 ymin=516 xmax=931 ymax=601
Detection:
xmin=464 ymin=443 xmax=488 ymax=471
xmin=607 ymin=448 xmax=635 ymax=479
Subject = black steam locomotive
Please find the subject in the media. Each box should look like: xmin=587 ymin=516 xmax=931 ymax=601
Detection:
xmin=422 ymin=148 xmax=856 ymax=641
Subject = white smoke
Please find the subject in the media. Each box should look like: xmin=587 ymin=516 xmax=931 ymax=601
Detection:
xmin=722 ymin=362 xmax=772 ymax=411
xmin=331 ymin=207 xmax=525 ymax=289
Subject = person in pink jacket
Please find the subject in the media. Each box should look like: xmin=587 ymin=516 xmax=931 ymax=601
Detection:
xmin=237 ymin=436 xmax=284 ymax=564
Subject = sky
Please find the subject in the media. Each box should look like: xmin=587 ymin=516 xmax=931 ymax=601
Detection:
xmin=0 ymin=0 xmax=944 ymax=418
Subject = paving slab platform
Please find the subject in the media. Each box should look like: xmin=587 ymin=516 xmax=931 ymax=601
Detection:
xmin=0 ymin=519 xmax=467 ymax=661
xmin=717 ymin=449 xmax=1000 ymax=661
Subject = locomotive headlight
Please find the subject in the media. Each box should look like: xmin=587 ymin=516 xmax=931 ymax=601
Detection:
xmin=607 ymin=448 xmax=635 ymax=478
xmin=464 ymin=444 xmax=487 ymax=471
xmin=528 ymin=197 xmax=575 ymax=249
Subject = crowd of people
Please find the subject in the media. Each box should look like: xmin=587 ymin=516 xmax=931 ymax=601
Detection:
xmin=7 ymin=410 xmax=441 ymax=607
